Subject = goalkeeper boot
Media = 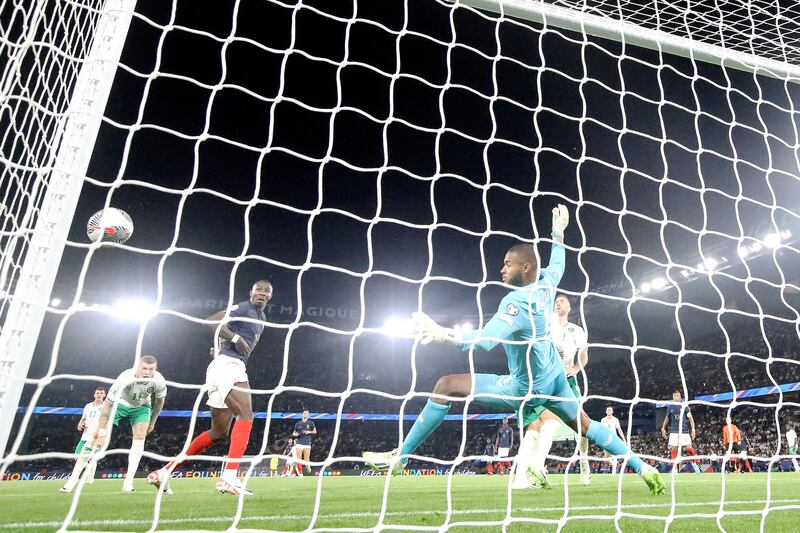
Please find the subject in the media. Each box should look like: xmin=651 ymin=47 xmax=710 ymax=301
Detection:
xmin=528 ymin=466 xmax=552 ymax=490
xmin=511 ymin=477 xmax=540 ymax=490
xmin=640 ymin=464 xmax=666 ymax=495
xmin=362 ymin=449 xmax=408 ymax=475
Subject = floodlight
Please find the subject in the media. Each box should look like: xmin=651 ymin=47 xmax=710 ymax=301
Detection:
xmin=111 ymin=298 xmax=156 ymax=322
xmin=764 ymin=233 xmax=781 ymax=248
xmin=382 ymin=316 xmax=414 ymax=338
xmin=651 ymin=277 xmax=667 ymax=289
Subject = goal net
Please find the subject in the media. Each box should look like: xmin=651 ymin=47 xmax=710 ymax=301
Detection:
xmin=1 ymin=0 xmax=799 ymax=531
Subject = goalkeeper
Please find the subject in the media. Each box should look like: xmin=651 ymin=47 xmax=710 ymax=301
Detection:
xmin=364 ymin=205 xmax=665 ymax=495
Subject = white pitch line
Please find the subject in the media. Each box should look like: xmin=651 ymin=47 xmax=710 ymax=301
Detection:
xmin=4 ymin=498 xmax=800 ymax=529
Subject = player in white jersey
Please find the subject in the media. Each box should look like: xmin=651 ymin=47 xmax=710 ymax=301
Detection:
xmin=513 ymin=294 xmax=591 ymax=488
xmin=600 ymin=407 xmax=626 ymax=474
xmin=281 ymin=438 xmax=300 ymax=477
xmin=59 ymin=388 xmax=105 ymax=491
xmin=61 ymin=356 xmax=168 ymax=493
xmin=786 ymin=427 xmax=799 ymax=472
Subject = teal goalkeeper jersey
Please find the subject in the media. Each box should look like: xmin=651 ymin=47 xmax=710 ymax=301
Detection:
xmin=458 ymin=242 xmax=565 ymax=390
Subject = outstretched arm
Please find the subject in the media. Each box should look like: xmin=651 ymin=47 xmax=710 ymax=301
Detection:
xmin=539 ymin=205 xmax=568 ymax=287
xmin=551 ymin=204 xmax=569 ymax=244
xmin=458 ymin=309 xmax=522 ymax=352
xmin=412 ymin=309 xmax=519 ymax=351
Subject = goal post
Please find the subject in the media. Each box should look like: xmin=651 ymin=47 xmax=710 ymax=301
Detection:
xmin=0 ymin=0 xmax=137 ymax=459
xmin=456 ymin=0 xmax=800 ymax=81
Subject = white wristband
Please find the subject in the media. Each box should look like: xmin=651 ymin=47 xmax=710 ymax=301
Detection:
xmin=230 ymin=334 xmax=241 ymax=344
xmin=97 ymin=428 xmax=107 ymax=438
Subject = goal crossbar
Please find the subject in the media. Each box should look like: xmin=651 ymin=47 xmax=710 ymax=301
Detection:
xmin=456 ymin=0 xmax=800 ymax=82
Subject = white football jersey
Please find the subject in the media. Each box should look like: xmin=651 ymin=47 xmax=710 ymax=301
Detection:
xmin=788 ymin=429 xmax=797 ymax=446
xmin=550 ymin=315 xmax=588 ymax=368
xmin=80 ymin=401 xmax=104 ymax=440
xmin=107 ymin=368 xmax=167 ymax=408
xmin=601 ymin=415 xmax=622 ymax=433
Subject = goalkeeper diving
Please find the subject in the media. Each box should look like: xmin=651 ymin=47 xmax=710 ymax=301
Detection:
xmin=363 ymin=205 xmax=665 ymax=495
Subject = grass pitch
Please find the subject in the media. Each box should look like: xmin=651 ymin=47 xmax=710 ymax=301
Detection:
xmin=2 ymin=472 xmax=799 ymax=532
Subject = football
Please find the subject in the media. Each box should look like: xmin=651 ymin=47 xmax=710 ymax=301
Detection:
xmin=86 ymin=207 xmax=134 ymax=244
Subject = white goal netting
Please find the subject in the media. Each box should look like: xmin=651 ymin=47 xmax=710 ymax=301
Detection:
xmin=1 ymin=0 xmax=800 ymax=531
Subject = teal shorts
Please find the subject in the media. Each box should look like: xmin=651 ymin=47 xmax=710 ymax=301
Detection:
xmin=789 ymin=444 xmax=798 ymax=455
xmin=520 ymin=374 xmax=581 ymax=427
xmin=112 ymin=404 xmax=151 ymax=427
xmin=472 ymin=374 xmax=530 ymax=412
xmin=472 ymin=373 xmax=580 ymax=429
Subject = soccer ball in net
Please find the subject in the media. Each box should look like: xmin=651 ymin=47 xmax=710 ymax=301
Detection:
xmin=86 ymin=207 xmax=134 ymax=244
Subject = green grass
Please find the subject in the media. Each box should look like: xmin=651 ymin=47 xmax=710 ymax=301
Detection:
xmin=2 ymin=473 xmax=800 ymax=532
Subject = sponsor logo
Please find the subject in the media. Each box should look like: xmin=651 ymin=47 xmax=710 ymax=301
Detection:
xmin=505 ymin=303 xmax=519 ymax=316
xmin=359 ymin=468 xmax=476 ymax=477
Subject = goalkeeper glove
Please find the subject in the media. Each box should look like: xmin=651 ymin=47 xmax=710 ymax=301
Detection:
xmin=412 ymin=312 xmax=463 ymax=345
xmin=551 ymin=204 xmax=569 ymax=241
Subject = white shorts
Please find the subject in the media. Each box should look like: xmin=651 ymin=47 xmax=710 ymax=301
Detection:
xmin=294 ymin=443 xmax=311 ymax=452
xmin=205 ymin=356 xmax=249 ymax=409
xmin=669 ymin=433 xmax=692 ymax=447
xmin=497 ymin=447 xmax=510 ymax=458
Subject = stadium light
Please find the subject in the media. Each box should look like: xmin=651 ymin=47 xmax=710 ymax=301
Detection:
xmin=780 ymin=229 xmax=792 ymax=240
xmin=50 ymin=298 xmax=61 ymax=307
xmin=764 ymin=233 xmax=781 ymax=248
xmin=110 ymin=298 xmax=157 ymax=322
xmin=738 ymin=246 xmax=750 ymax=258
xmin=381 ymin=316 xmax=414 ymax=338
xmin=640 ymin=282 xmax=651 ymax=293
xmin=750 ymin=242 xmax=762 ymax=252
xmin=651 ymin=277 xmax=667 ymax=289
xmin=453 ymin=322 xmax=473 ymax=337
xmin=679 ymin=269 xmax=691 ymax=279
xmin=703 ymin=257 xmax=719 ymax=270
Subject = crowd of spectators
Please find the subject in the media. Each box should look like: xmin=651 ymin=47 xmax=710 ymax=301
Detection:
xmin=9 ymin=393 xmax=799 ymax=476
xmin=8 ymin=322 xmax=798 ymax=477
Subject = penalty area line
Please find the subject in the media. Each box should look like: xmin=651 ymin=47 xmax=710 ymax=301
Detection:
xmin=4 ymin=498 xmax=800 ymax=529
